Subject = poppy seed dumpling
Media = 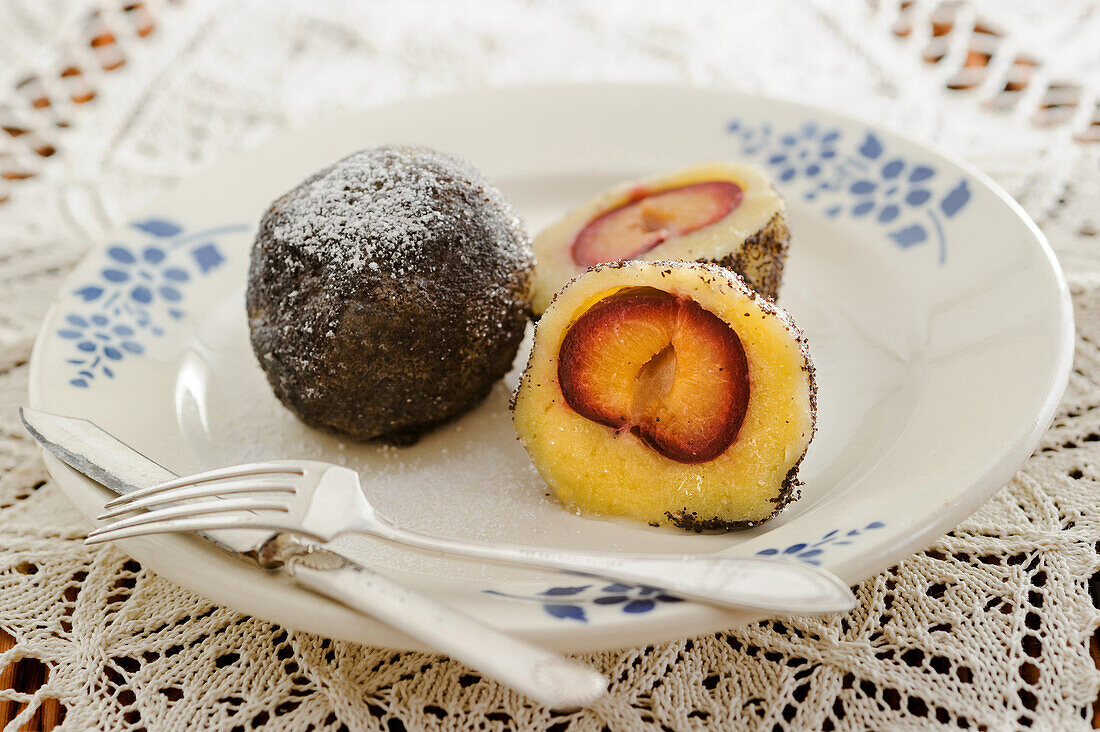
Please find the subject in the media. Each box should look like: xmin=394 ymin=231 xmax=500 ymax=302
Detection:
xmin=247 ymin=146 xmax=534 ymax=444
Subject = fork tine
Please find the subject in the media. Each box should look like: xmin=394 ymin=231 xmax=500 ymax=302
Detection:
xmin=87 ymin=498 xmax=290 ymax=539
xmin=99 ymin=480 xmax=297 ymax=520
xmin=84 ymin=514 xmax=294 ymax=545
xmin=101 ymin=462 xmax=305 ymax=509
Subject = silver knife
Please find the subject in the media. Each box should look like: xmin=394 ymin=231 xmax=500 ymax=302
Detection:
xmin=19 ymin=407 xmax=607 ymax=707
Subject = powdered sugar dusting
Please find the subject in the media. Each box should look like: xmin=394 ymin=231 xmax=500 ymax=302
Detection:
xmin=268 ymin=145 xmax=529 ymax=283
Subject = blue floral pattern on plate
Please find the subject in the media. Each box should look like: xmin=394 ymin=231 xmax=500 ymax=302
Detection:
xmin=485 ymin=583 xmax=684 ymax=623
xmin=59 ymin=218 xmax=247 ymax=388
xmin=755 ymin=521 xmax=886 ymax=566
xmin=727 ymin=120 xmax=971 ymax=264
xmin=484 ymin=524 xmax=885 ymax=620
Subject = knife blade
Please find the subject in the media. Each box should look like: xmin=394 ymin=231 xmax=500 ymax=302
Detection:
xmin=20 ymin=406 xmax=276 ymax=555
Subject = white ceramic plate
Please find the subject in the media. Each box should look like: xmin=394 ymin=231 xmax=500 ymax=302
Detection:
xmin=29 ymin=84 xmax=1072 ymax=652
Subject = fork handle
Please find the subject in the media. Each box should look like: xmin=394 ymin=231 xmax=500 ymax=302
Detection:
xmin=280 ymin=546 xmax=605 ymax=708
xmin=369 ymin=525 xmax=856 ymax=614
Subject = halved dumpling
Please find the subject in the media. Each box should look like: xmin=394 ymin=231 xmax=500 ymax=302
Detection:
xmin=530 ymin=162 xmax=789 ymax=314
xmin=513 ymin=260 xmax=815 ymax=531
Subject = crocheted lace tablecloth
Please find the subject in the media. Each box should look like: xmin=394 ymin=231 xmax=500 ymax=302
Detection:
xmin=0 ymin=1 xmax=1098 ymax=729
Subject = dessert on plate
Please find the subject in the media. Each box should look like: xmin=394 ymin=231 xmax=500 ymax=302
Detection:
xmin=246 ymin=144 xmax=814 ymax=531
xmin=246 ymin=145 xmax=534 ymax=444
xmin=513 ymin=260 xmax=815 ymax=531
xmin=530 ymin=162 xmax=789 ymax=314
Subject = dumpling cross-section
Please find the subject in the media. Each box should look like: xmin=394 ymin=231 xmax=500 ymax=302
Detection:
xmin=513 ymin=260 xmax=815 ymax=531
xmin=530 ymin=162 xmax=789 ymax=314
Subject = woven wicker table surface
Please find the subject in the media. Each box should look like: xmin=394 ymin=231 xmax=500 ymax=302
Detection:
xmin=0 ymin=1 xmax=1098 ymax=730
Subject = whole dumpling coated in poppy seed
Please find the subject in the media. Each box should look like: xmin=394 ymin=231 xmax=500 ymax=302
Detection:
xmin=246 ymin=146 xmax=534 ymax=444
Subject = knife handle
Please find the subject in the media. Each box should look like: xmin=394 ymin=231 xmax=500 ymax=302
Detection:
xmin=281 ymin=549 xmax=605 ymax=708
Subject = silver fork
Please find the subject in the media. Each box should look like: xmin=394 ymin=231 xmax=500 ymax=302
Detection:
xmin=20 ymin=410 xmax=605 ymax=709
xmin=86 ymin=459 xmax=856 ymax=613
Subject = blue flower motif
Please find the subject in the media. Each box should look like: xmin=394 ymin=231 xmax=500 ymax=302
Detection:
xmin=484 ymin=582 xmax=683 ymax=623
xmin=756 ymin=521 xmax=886 ymax=565
xmin=728 ymin=120 xmax=972 ymax=265
xmin=588 ymin=583 xmax=683 ymax=615
xmin=844 ymin=159 xmax=936 ymax=224
xmin=60 ymin=219 xmax=247 ymax=388
xmin=764 ymin=122 xmax=840 ymax=183
xmin=57 ymin=313 xmax=144 ymax=387
xmin=100 ymin=244 xmax=191 ymax=307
